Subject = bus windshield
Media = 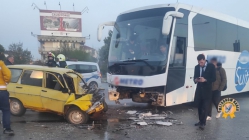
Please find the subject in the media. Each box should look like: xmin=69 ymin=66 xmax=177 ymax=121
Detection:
xmin=109 ymin=8 xmax=175 ymax=64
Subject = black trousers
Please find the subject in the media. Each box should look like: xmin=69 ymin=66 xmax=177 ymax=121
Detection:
xmin=207 ymin=90 xmax=221 ymax=117
xmin=0 ymin=90 xmax=11 ymax=129
xmin=197 ymin=99 xmax=210 ymax=125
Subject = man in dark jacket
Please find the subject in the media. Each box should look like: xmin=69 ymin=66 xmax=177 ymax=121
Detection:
xmin=4 ymin=55 xmax=14 ymax=65
xmin=207 ymin=57 xmax=227 ymax=120
xmin=193 ymin=54 xmax=216 ymax=130
xmin=46 ymin=52 xmax=58 ymax=67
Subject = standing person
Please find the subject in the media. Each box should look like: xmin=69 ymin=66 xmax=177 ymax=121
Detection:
xmin=193 ymin=54 xmax=216 ymax=130
xmin=46 ymin=52 xmax=58 ymax=67
xmin=57 ymin=54 xmax=68 ymax=68
xmin=4 ymin=55 xmax=14 ymax=65
xmin=207 ymin=57 xmax=227 ymax=120
xmin=0 ymin=59 xmax=14 ymax=135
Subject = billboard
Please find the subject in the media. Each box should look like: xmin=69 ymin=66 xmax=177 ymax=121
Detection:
xmin=39 ymin=10 xmax=82 ymax=37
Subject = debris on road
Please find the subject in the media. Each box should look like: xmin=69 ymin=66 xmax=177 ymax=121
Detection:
xmin=175 ymin=121 xmax=183 ymax=125
xmin=127 ymin=111 xmax=137 ymax=115
xmin=128 ymin=117 xmax=137 ymax=120
xmin=125 ymin=110 xmax=182 ymax=128
xmin=88 ymin=121 xmax=95 ymax=130
xmin=155 ymin=121 xmax=172 ymax=126
xmin=166 ymin=111 xmax=173 ymax=115
xmin=137 ymin=122 xmax=148 ymax=126
xmin=144 ymin=116 xmax=166 ymax=120
xmin=138 ymin=112 xmax=152 ymax=118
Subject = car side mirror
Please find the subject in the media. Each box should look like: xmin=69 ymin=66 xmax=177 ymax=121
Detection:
xmin=62 ymin=88 xmax=69 ymax=93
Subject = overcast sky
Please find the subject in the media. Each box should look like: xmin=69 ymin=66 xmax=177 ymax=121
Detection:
xmin=0 ymin=0 xmax=249 ymax=59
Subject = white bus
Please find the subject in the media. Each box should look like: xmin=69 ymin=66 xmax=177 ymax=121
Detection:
xmin=97 ymin=3 xmax=249 ymax=107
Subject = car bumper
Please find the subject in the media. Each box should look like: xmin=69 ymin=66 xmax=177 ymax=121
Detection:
xmin=86 ymin=89 xmax=105 ymax=114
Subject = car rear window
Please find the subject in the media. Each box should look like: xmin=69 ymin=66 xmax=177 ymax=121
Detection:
xmin=78 ymin=64 xmax=97 ymax=73
xmin=68 ymin=64 xmax=77 ymax=71
xmin=9 ymin=68 xmax=23 ymax=83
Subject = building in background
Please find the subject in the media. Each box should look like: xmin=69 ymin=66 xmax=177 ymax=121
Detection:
xmin=38 ymin=35 xmax=85 ymax=61
xmin=80 ymin=45 xmax=98 ymax=58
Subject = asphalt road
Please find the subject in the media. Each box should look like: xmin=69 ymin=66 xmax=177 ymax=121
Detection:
xmin=1 ymin=83 xmax=249 ymax=140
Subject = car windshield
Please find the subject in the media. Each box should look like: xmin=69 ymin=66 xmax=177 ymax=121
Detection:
xmin=65 ymin=72 xmax=87 ymax=94
xmin=108 ymin=8 xmax=174 ymax=63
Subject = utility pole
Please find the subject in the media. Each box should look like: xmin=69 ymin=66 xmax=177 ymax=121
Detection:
xmin=44 ymin=1 xmax=47 ymax=9
xmin=59 ymin=2 xmax=61 ymax=10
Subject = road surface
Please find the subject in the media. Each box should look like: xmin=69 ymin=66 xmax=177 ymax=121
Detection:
xmin=0 ymin=83 xmax=249 ymax=140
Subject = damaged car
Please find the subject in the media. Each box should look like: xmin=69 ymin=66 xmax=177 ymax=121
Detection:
xmin=7 ymin=65 xmax=107 ymax=124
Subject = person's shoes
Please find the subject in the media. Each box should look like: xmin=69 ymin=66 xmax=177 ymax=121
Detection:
xmin=216 ymin=112 xmax=222 ymax=118
xmin=199 ymin=124 xmax=205 ymax=130
xmin=3 ymin=129 xmax=14 ymax=135
xmin=195 ymin=122 xmax=201 ymax=126
xmin=206 ymin=116 xmax=212 ymax=120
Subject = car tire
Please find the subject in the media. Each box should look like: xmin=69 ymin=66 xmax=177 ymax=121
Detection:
xmin=103 ymin=101 xmax=108 ymax=112
xmin=10 ymin=98 xmax=26 ymax=117
xmin=89 ymin=81 xmax=98 ymax=90
xmin=66 ymin=107 xmax=89 ymax=124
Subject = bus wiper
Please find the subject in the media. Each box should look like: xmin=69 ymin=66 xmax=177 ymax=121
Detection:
xmin=108 ymin=62 xmax=136 ymax=71
xmin=122 ymin=59 xmax=148 ymax=62
xmin=122 ymin=59 xmax=154 ymax=70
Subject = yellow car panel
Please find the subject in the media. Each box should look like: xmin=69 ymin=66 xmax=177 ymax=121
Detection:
xmin=65 ymin=94 xmax=92 ymax=111
xmin=40 ymin=88 xmax=70 ymax=113
xmin=14 ymin=84 xmax=43 ymax=109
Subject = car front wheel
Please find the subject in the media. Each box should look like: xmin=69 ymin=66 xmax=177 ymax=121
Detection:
xmin=10 ymin=98 xmax=26 ymax=116
xmin=66 ymin=107 xmax=89 ymax=124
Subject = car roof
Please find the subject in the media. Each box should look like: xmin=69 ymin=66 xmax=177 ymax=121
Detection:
xmin=7 ymin=65 xmax=74 ymax=74
xmin=66 ymin=61 xmax=98 ymax=66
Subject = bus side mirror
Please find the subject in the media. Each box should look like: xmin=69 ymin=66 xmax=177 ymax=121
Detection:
xmin=97 ymin=21 xmax=115 ymax=41
xmin=162 ymin=11 xmax=184 ymax=36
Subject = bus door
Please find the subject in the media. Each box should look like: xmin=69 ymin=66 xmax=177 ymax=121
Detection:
xmin=165 ymin=36 xmax=188 ymax=106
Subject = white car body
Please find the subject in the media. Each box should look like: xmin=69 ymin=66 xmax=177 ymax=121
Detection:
xmin=66 ymin=61 xmax=102 ymax=89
